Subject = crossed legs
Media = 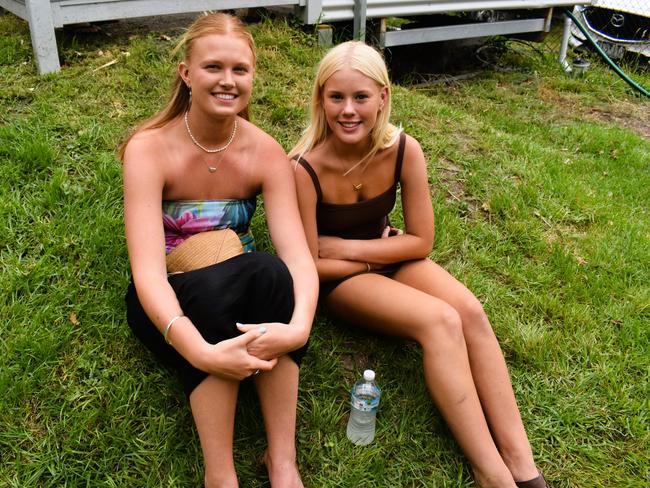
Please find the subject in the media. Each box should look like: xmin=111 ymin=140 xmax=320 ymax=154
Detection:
xmin=189 ymin=356 xmax=303 ymax=488
xmin=324 ymin=259 xmax=539 ymax=487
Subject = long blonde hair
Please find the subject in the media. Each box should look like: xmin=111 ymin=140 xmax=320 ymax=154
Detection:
xmin=289 ymin=41 xmax=400 ymax=163
xmin=118 ymin=12 xmax=256 ymax=160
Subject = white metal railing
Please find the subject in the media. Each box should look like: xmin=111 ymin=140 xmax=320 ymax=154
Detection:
xmin=1 ymin=0 xmax=592 ymax=74
xmin=303 ymin=0 xmax=592 ymax=23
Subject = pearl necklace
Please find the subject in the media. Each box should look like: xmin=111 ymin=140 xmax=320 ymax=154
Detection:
xmin=184 ymin=110 xmax=238 ymax=155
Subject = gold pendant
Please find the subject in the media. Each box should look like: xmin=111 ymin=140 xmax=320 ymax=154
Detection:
xmin=353 ymin=183 xmax=363 ymax=191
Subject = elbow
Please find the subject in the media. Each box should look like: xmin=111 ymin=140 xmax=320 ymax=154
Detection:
xmin=412 ymin=233 xmax=433 ymax=258
xmin=290 ymin=326 xmax=312 ymax=349
xmin=296 ymin=333 xmax=310 ymax=349
xmin=419 ymin=241 xmax=433 ymax=259
xmin=424 ymin=230 xmax=435 ymax=255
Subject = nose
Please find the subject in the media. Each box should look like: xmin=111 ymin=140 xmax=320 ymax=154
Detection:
xmin=342 ymin=97 xmax=355 ymax=115
xmin=220 ymin=69 xmax=234 ymax=88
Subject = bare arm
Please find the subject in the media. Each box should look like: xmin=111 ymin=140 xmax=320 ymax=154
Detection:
xmin=239 ymin=143 xmax=319 ymax=359
xmin=123 ymin=135 xmax=275 ymax=380
xmin=317 ymin=135 xmax=434 ymax=265
xmin=294 ymin=163 xmax=370 ymax=282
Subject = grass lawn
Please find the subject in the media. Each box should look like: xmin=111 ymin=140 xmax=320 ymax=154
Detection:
xmin=1 ymin=11 xmax=648 ymax=488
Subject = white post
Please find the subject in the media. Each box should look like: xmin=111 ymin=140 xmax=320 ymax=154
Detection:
xmin=25 ymin=0 xmax=60 ymax=74
xmin=558 ymin=13 xmax=572 ymax=73
xmin=353 ymin=0 xmax=367 ymax=41
xmin=301 ymin=0 xmax=322 ymax=25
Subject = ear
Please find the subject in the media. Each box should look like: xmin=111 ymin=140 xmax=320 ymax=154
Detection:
xmin=379 ymin=85 xmax=388 ymax=111
xmin=178 ymin=61 xmax=190 ymax=88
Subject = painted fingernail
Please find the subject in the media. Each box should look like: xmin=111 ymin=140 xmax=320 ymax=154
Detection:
xmin=236 ymin=322 xmax=244 ymax=329
xmin=259 ymin=326 xmax=267 ymax=334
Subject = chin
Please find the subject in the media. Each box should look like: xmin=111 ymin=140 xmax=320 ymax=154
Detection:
xmin=337 ymin=130 xmax=370 ymax=144
xmin=210 ymin=105 xmax=243 ymax=118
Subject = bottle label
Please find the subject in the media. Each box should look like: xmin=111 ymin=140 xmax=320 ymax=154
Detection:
xmin=351 ymin=383 xmax=380 ymax=412
xmin=351 ymin=396 xmax=379 ymax=412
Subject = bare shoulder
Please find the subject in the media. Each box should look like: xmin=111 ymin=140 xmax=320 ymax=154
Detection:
xmin=294 ymin=154 xmax=316 ymax=185
xmin=122 ymin=126 xmax=168 ymax=169
xmin=242 ymin=119 xmax=286 ymax=162
xmin=398 ymin=132 xmax=426 ymax=168
xmin=297 ymin=143 xmax=329 ymax=173
xmin=402 ymin=132 xmax=424 ymax=156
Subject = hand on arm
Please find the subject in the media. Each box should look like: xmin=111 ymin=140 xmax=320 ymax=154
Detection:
xmin=314 ymin=225 xmax=402 ymax=275
xmin=294 ymin=162 xmax=384 ymax=282
xmin=235 ymin=322 xmax=305 ymax=360
xmin=189 ymin=327 xmax=278 ymax=380
xmin=259 ymin=145 xmax=319 ymax=352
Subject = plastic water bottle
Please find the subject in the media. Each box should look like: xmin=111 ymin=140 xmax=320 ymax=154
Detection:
xmin=346 ymin=369 xmax=381 ymax=446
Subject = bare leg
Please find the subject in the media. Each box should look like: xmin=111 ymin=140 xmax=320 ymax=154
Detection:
xmin=394 ymin=259 xmax=539 ymax=482
xmin=190 ymin=375 xmax=240 ymax=488
xmin=255 ymin=355 xmax=303 ymax=488
xmin=326 ymin=273 xmax=516 ymax=487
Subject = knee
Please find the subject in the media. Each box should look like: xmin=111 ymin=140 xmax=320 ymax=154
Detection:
xmin=418 ymin=304 xmax=464 ymax=348
xmin=247 ymin=252 xmax=292 ymax=289
xmin=459 ymin=297 xmax=495 ymax=341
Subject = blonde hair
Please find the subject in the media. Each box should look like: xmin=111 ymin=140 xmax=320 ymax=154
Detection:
xmin=118 ymin=12 xmax=256 ymax=160
xmin=289 ymin=41 xmax=400 ymax=163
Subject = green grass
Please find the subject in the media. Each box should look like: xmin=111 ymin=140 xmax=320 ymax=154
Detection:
xmin=1 ymin=11 xmax=649 ymax=488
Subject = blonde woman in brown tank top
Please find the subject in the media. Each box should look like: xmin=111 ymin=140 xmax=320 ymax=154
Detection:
xmin=290 ymin=41 xmax=547 ymax=488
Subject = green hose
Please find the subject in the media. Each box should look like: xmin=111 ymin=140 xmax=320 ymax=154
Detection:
xmin=564 ymin=8 xmax=650 ymax=98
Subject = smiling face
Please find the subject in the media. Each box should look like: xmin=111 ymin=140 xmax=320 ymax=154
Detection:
xmin=179 ymin=33 xmax=254 ymax=119
xmin=322 ymin=67 xmax=387 ymax=147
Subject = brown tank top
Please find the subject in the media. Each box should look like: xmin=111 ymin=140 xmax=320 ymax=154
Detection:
xmin=296 ymin=132 xmax=406 ymax=240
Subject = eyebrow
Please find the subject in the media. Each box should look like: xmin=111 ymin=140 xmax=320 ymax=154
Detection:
xmin=325 ymin=89 xmax=371 ymax=95
xmin=201 ymin=58 xmax=252 ymax=67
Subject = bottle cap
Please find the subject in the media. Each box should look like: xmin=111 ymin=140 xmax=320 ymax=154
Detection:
xmin=363 ymin=369 xmax=375 ymax=381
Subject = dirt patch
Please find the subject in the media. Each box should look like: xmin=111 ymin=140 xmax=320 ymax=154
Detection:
xmin=585 ymin=103 xmax=650 ymax=140
xmin=434 ymin=156 xmax=481 ymax=212
xmin=530 ymin=83 xmax=650 ymax=139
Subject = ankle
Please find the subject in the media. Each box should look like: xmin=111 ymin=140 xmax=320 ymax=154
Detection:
xmin=263 ymin=448 xmax=297 ymax=469
xmin=473 ymin=467 xmax=517 ymax=488
xmin=263 ymin=451 xmax=303 ymax=488
xmin=204 ymin=472 xmax=238 ymax=488
xmin=500 ymin=447 xmax=538 ymax=482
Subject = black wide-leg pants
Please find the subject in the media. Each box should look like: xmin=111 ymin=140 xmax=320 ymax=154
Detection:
xmin=126 ymin=252 xmax=307 ymax=397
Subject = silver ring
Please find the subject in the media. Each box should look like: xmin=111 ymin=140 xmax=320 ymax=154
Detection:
xmin=253 ymin=369 xmax=260 ymax=376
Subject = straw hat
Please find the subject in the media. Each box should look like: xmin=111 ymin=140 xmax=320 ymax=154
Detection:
xmin=166 ymin=229 xmax=243 ymax=274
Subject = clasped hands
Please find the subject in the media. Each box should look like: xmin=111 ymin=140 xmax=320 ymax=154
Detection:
xmin=197 ymin=321 xmax=303 ymax=381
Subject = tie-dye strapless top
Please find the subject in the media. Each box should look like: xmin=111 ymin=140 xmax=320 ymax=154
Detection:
xmin=162 ymin=199 xmax=256 ymax=254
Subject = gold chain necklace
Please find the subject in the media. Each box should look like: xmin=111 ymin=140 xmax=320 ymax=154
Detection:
xmin=338 ymin=156 xmax=371 ymax=192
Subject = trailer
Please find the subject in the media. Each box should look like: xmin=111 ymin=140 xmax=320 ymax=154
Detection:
xmin=1 ymin=0 xmax=590 ymax=74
